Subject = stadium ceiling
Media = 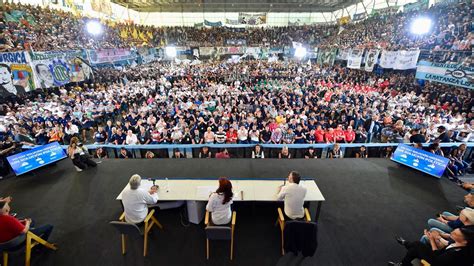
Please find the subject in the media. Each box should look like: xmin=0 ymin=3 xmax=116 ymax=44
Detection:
xmin=111 ymin=0 xmax=360 ymax=13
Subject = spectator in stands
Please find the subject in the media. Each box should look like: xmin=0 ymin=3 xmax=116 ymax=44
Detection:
xmin=145 ymin=151 xmax=156 ymax=159
xmin=278 ymin=146 xmax=291 ymax=159
xmin=215 ymin=148 xmax=230 ymax=159
xmin=251 ymin=144 xmax=265 ymax=159
xmin=172 ymin=148 xmax=185 ymax=158
xmin=304 ymin=147 xmax=318 ymax=159
xmin=199 ymin=146 xmax=212 ymax=158
xmin=329 ymin=143 xmax=343 ymax=159
xmin=121 ymin=174 xmax=158 ymax=224
xmin=356 ymin=146 xmax=368 ymax=158
xmin=206 ymin=177 xmax=233 ymax=225
xmin=94 ymin=147 xmax=107 ymax=159
xmin=125 ymin=130 xmax=138 ymax=145
xmin=118 ymin=147 xmax=132 ymax=159
xmin=277 ymin=171 xmax=307 ymax=220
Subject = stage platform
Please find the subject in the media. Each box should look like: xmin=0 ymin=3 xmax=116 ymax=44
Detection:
xmin=0 ymin=158 xmax=466 ymax=266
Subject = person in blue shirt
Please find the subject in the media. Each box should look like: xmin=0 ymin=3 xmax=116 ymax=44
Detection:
xmin=94 ymin=127 xmax=107 ymax=144
xmin=114 ymin=129 xmax=126 ymax=145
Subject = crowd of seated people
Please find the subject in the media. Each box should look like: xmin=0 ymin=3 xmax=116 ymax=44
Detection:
xmin=1 ymin=1 xmax=472 ymax=52
xmin=0 ymin=59 xmax=472 ymax=177
xmin=1 ymin=61 xmax=472 ymax=147
xmin=390 ymin=189 xmax=474 ymax=265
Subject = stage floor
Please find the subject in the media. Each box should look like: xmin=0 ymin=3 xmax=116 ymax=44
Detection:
xmin=0 ymin=158 xmax=466 ymax=266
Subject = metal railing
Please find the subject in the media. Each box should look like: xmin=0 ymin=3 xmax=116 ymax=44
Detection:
xmin=23 ymin=142 xmax=474 ymax=159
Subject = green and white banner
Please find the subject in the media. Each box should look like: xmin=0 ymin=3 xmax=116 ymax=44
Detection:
xmin=415 ymin=61 xmax=473 ymax=89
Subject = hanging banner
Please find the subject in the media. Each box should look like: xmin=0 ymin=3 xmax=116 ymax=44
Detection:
xmin=225 ymin=18 xmax=240 ymax=25
xmin=379 ymin=50 xmax=398 ymax=68
xmin=0 ymin=51 xmax=35 ymax=97
xmin=316 ymin=48 xmax=337 ymax=66
xmin=352 ymin=12 xmax=367 ymax=21
xmin=371 ymin=6 xmax=399 ymax=17
xmin=393 ymin=50 xmax=420 ymax=70
xmin=415 ymin=61 xmax=473 ymax=90
xmin=30 ymin=50 xmax=92 ymax=88
xmin=138 ymin=47 xmax=158 ymax=64
xmin=87 ymin=48 xmax=136 ymax=66
xmin=226 ymin=39 xmax=247 ymax=46
xmin=337 ymin=49 xmax=350 ymax=60
xmin=347 ymin=49 xmax=364 ymax=69
xmin=204 ymin=20 xmax=222 ymax=27
xmin=317 ymin=49 xmax=337 ymax=66
xmin=364 ymin=49 xmax=380 ymax=72
xmin=199 ymin=47 xmax=216 ymax=56
xmin=90 ymin=0 xmax=112 ymax=16
xmin=238 ymin=13 xmax=267 ymax=25
xmin=404 ymin=0 xmax=429 ymax=12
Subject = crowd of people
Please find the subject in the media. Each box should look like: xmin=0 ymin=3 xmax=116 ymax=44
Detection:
xmin=1 ymin=1 xmax=472 ymax=52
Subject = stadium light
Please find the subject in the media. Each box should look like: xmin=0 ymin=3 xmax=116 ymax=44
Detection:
xmin=294 ymin=47 xmax=307 ymax=59
xmin=86 ymin=21 xmax=103 ymax=36
xmin=410 ymin=17 xmax=432 ymax=35
xmin=165 ymin=46 xmax=177 ymax=58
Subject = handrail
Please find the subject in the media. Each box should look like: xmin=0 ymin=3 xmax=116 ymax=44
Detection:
xmin=22 ymin=142 xmax=474 ymax=150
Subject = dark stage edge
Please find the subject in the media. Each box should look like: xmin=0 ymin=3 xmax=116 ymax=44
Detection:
xmin=0 ymin=158 xmax=466 ymax=266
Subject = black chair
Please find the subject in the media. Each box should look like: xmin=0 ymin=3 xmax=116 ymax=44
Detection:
xmin=204 ymin=211 xmax=236 ymax=260
xmin=109 ymin=210 xmax=163 ymax=257
xmin=276 ymin=208 xmax=311 ymax=255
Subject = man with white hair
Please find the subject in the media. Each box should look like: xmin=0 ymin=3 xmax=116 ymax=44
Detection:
xmin=121 ymin=174 xmax=159 ymax=224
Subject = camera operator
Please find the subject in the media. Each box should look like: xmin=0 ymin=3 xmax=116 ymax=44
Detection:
xmin=67 ymin=137 xmax=97 ymax=172
xmin=0 ymin=137 xmax=18 ymax=178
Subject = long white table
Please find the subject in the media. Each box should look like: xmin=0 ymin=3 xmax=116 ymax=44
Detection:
xmin=116 ymin=178 xmax=325 ymax=224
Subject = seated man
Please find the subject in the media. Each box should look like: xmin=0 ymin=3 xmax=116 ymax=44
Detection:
xmin=277 ymin=171 xmax=307 ymax=220
xmin=0 ymin=200 xmax=53 ymax=243
xmin=122 ymin=174 xmax=158 ymax=224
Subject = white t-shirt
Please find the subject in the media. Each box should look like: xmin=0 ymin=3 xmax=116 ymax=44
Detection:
xmin=277 ymin=183 xmax=307 ymax=219
xmin=122 ymin=187 xmax=159 ymax=224
xmin=206 ymin=193 xmax=233 ymax=225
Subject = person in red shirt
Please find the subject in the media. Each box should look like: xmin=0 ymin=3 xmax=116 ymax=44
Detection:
xmin=314 ymin=125 xmax=325 ymax=143
xmin=325 ymin=128 xmax=336 ymax=143
xmin=344 ymin=126 xmax=356 ymax=143
xmin=215 ymin=148 xmax=231 ymax=159
xmin=0 ymin=201 xmax=53 ymax=244
xmin=226 ymin=127 xmax=238 ymax=144
xmin=334 ymin=125 xmax=345 ymax=143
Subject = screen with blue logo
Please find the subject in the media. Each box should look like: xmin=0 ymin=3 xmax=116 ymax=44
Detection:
xmin=391 ymin=144 xmax=449 ymax=178
xmin=7 ymin=142 xmax=67 ymax=176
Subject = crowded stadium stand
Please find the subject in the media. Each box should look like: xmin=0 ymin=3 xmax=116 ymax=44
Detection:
xmin=0 ymin=0 xmax=473 ymax=265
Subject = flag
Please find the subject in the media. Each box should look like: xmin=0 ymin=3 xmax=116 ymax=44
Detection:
xmin=25 ymin=15 xmax=37 ymax=26
xmin=120 ymin=29 xmax=128 ymax=39
xmin=132 ymin=28 xmax=138 ymax=39
xmin=139 ymin=30 xmax=147 ymax=41
xmin=147 ymin=31 xmax=153 ymax=40
xmin=4 ymin=13 xmax=19 ymax=23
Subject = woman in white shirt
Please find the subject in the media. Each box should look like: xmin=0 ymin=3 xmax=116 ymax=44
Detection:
xmin=206 ymin=177 xmax=233 ymax=225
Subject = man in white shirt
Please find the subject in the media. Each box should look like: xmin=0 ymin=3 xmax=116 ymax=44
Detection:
xmin=121 ymin=174 xmax=158 ymax=224
xmin=277 ymin=171 xmax=307 ymax=220
xmin=125 ymin=130 xmax=139 ymax=145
